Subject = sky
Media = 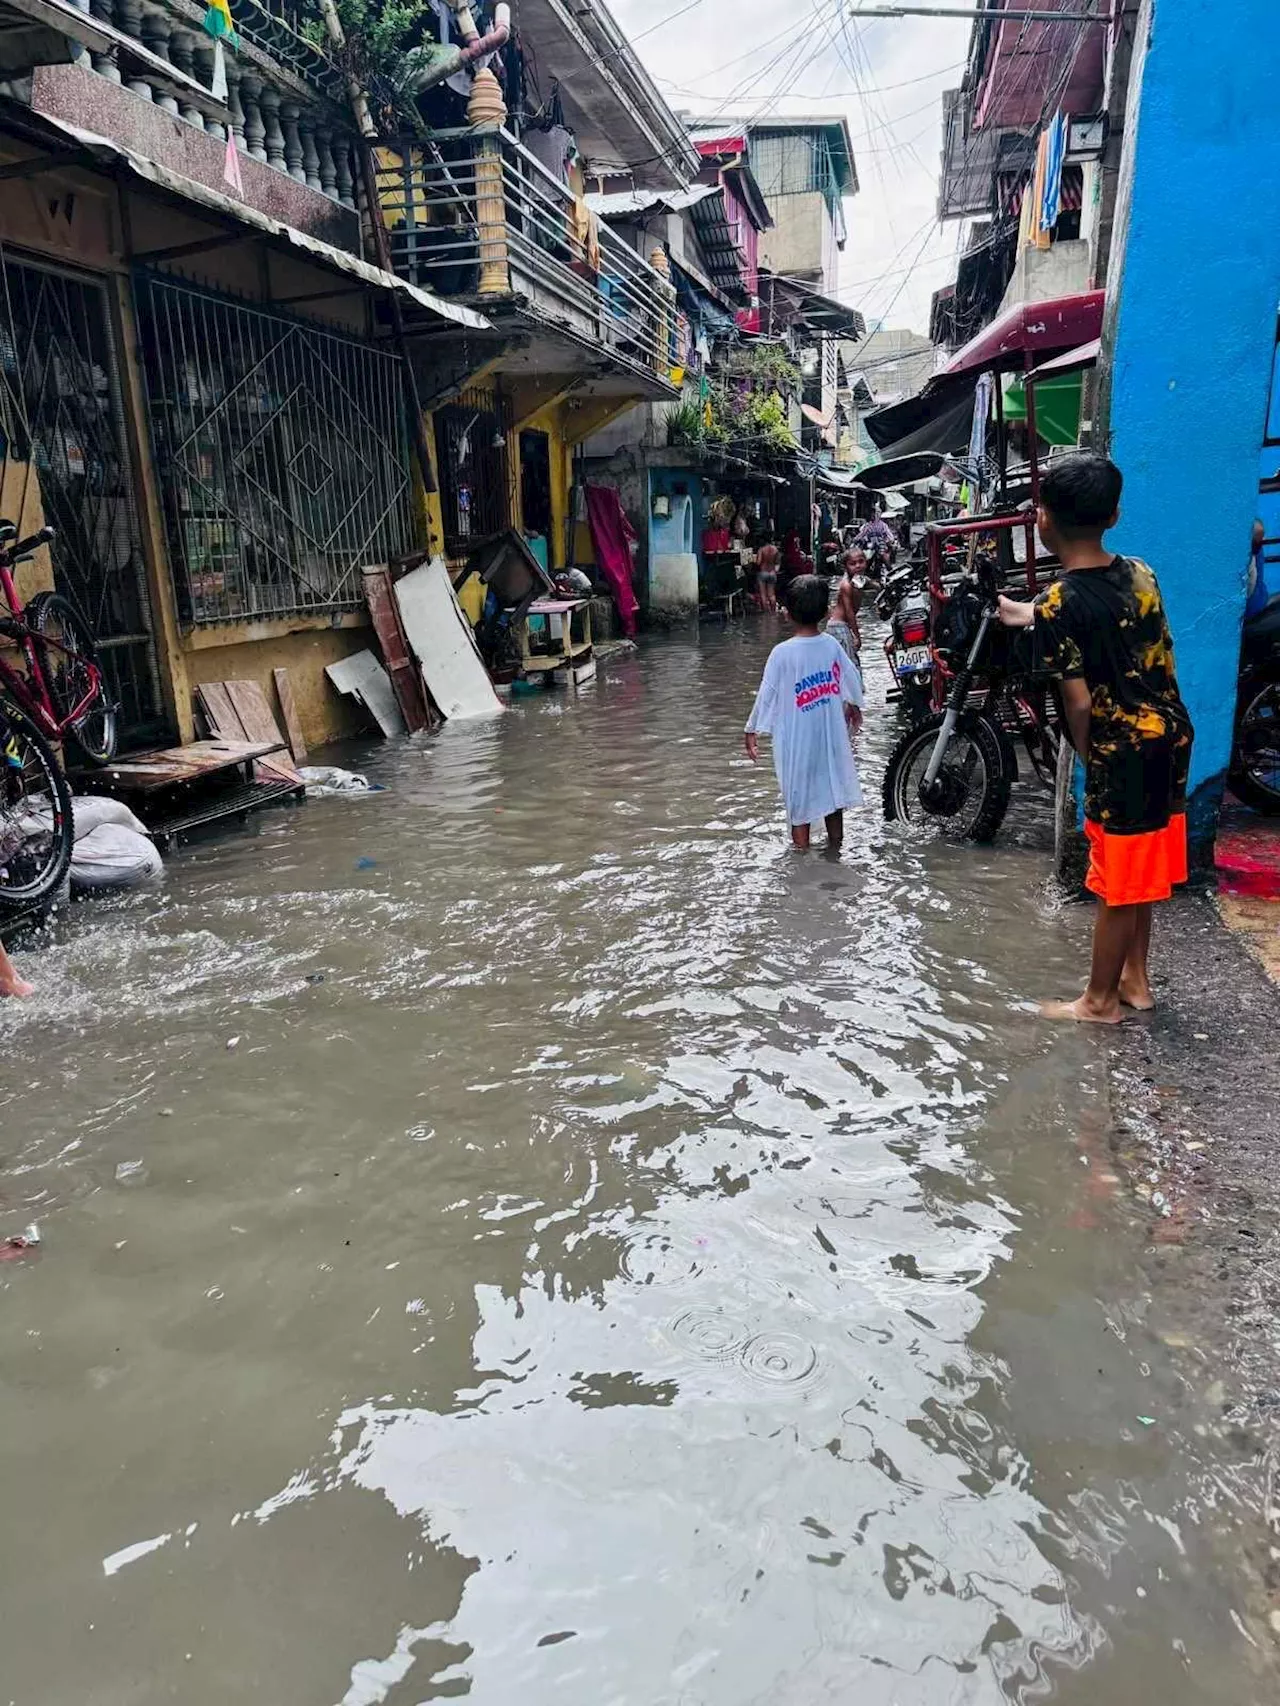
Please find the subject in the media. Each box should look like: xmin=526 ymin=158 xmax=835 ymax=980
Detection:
xmin=608 ymin=0 xmax=973 ymax=338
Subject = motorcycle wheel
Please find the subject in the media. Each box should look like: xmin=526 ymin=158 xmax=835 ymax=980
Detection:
xmin=897 ymin=676 xmax=934 ymax=726
xmin=882 ymin=710 xmax=1014 ymax=843
xmin=1231 ymin=681 xmax=1280 ymax=813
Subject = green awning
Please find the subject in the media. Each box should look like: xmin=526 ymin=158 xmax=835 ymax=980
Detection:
xmin=1003 ymin=371 xmax=1083 ymax=447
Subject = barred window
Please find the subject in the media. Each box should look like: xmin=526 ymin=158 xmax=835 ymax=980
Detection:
xmin=136 ymin=274 xmax=416 ymax=626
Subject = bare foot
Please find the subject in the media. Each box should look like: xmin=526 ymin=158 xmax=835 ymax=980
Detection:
xmin=0 ymin=975 xmax=34 ymax=999
xmin=1040 ymin=996 xmax=1128 ymax=1025
xmin=1119 ymin=980 xmax=1156 ymax=1011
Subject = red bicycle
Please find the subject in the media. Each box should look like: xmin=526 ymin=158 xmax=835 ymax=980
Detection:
xmin=1 ymin=521 xmax=116 ymax=906
xmin=0 ymin=521 xmax=117 ymax=766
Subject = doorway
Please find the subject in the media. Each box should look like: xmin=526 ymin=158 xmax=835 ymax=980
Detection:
xmin=519 ymin=429 xmax=553 ymax=567
xmin=0 ymin=251 xmax=163 ymax=746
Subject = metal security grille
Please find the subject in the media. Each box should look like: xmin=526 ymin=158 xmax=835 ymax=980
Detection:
xmin=433 ymin=387 xmax=512 ymax=556
xmin=0 ymin=250 xmax=163 ymax=745
xmin=135 ymin=275 xmax=416 ymax=625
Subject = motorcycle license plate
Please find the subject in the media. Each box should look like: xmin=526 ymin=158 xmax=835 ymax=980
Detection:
xmin=896 ymin=647 xmax=931 ymax=674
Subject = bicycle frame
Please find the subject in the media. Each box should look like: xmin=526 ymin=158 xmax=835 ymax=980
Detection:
xmin=0 ymin=561 xmax=105 ymax=740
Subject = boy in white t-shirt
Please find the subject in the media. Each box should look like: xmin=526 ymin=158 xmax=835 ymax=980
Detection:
xmin=744 ymin=574 xmax=864 ymax=850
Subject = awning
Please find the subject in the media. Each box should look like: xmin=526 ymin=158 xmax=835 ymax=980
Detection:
xmin=858 ymin=452 xmax=954 ymax=492
xmin=1025 ymin=338 xmax=1101 ymax=383
xmin=862 ymin=381 xmax=978 ymax=458
xmin=943 ymin=290 xmax=1106 ymax=380
xmin=0 ymin=107 xmax=491 ymax=332
xmin=814 ymin=466 xmax=864 ymax=495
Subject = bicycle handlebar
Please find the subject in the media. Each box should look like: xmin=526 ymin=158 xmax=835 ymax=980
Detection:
xmin=0 ymin=525 xmax=55 ymax=562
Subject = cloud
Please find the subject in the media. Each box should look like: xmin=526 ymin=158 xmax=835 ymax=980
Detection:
xmin=609 ymin=0 xmax=972 ymax=334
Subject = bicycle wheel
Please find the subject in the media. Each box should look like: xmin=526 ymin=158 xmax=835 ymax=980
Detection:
xmin=883 ymin=711 xmax=1014 ymax=843
xmin=28 ymin=591 xmax=118 ymax=765
xmin=0 ymin=698 xmax=74 ymax=904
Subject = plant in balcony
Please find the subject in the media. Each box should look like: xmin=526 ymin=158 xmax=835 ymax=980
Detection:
xmin=302 ymin=0 xmax=447 ymax=131
xmin=666 ymin=401 xmax=706 ymax=448
xmin=722 ymin=343 xmax=802 ymax=397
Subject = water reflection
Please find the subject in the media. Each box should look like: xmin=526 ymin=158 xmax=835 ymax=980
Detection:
xmin=0 ymin=625 xmax=1271 ymax=1704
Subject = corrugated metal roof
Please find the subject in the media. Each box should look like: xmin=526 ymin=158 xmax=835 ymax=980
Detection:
xmin=586 ymin=184 xmax=719 ymax=219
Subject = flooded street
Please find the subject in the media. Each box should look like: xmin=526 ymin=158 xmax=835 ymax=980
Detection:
xmin=1 ymin=623 xmax=1273 ymax=1704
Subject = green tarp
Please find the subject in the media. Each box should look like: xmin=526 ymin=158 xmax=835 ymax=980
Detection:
xmin=1003 ymin=371 xmax=1083 ymax=447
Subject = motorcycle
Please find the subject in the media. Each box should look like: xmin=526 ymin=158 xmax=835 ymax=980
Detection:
xmin=882 ymin=552 xmax=1061 ymax=842
xmin=877 ymin=563 xmax=934 ymax=723
xmin=1230 ymin=600 xmax=1280 ymax=811
xmin=862 ymin=538 xmax=895 ymax=584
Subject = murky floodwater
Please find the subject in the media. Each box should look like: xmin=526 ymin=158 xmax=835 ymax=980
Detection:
xmin=1 ymin=623 xmax=1272 ymax=1704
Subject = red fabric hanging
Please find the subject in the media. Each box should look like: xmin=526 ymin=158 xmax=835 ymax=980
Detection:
xmin=585 ymin=485 xmax=640 ymax=638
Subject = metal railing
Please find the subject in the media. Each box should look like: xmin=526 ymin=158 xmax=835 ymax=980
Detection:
xmin=376 ymin=129 xmax=680 ymax=383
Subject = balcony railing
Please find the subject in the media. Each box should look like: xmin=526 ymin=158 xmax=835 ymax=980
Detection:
xmin=376 ymin=129 xmax=680 ymax=385
xmin=18 ymin=0 xmax=362 ymax=208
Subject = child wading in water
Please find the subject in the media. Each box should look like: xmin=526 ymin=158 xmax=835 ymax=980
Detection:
xmin=745 ymin=574 xmax=864 ymax=850
xmin=999 ymin=453 xmax=1194 ymax=1023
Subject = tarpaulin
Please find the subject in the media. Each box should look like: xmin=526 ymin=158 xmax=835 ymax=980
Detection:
xmin=585 ymin=485 xmax=640 ymax=638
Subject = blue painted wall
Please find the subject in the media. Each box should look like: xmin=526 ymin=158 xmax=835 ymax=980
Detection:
xmin=1104 ymin=0 xmax=1280 ymax=837
xmin=647 ymin=467 xmax=706 ymax=559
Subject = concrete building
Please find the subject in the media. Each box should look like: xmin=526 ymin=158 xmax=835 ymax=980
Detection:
xmin=932 ymin=8 xmax=1108 ymax=351
xmin=0 ymin=0 xmax=688 ymax=750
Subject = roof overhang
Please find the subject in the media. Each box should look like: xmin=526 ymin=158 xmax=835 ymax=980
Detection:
xmin=762 ymin=272 xmax=865 ymax=339
xmin=0 ymin=102 xmax=490 ymax=333
xmin=515 ymin=0 xmax=698 ymax=188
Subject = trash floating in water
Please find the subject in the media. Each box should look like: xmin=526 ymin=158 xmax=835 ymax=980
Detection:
xmin=305 ymin=972 xmax=326 ymax=986
xmin=1137 ymin=1416 xmax=1157 ymax=1427
xmin=299 ymin=766 xmax=380 ymax=797
xmin=115 ymin=1160 xmax=147 ymax=1185
xmin=226 ymin=1036 xmax=241 ymax=1051
xmin=1 ymin=1224 xmax=40 ymax=1260
xmin=355 ymin=857 xmax=378 ymax=871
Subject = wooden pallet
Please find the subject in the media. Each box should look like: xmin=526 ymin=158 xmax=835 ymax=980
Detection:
xmin=72 ymin=740 xmax=304 ymax=848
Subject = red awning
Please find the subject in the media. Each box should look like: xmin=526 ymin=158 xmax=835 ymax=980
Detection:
xmin=1025 ymin=338 xmax=1101 ymax=384
xmin=943 ymin=290 xmax=1106 ymax=380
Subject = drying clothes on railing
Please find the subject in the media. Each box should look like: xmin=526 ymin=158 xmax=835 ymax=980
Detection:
xmin=571 ymin=197 xmax=601 ymax=273
xmin=585 ymin=485 xmax=640 ymax=638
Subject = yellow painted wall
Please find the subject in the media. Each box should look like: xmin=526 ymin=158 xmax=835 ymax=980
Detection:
xmin=514 ymin=399 xmax=572 ymax=571
xmin=183 ymin=620 xmax=380 ymax=750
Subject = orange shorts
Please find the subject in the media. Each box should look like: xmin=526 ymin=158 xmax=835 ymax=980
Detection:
xmin=1085 ymin=814 xmax=1188 ymax=906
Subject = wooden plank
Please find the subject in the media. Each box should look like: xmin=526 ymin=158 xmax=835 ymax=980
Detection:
xmin=363 ymin=567 xmax=430 ymax=733
xmin=78 ymin=740 xmax=284 ymax=794
xmin=272 ymin=667 xmax=309 ymax=764
xmin=198 ymin=680 xmax=297 ymax=786
xmin=222 ymin=680 xmax=302 ymax=785
xmin=197 ymin=681 xmax=244 ymax=742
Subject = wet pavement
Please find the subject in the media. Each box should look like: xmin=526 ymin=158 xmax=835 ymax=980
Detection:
xmin=1 ymin=622 xmax=1275 ymax=1704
